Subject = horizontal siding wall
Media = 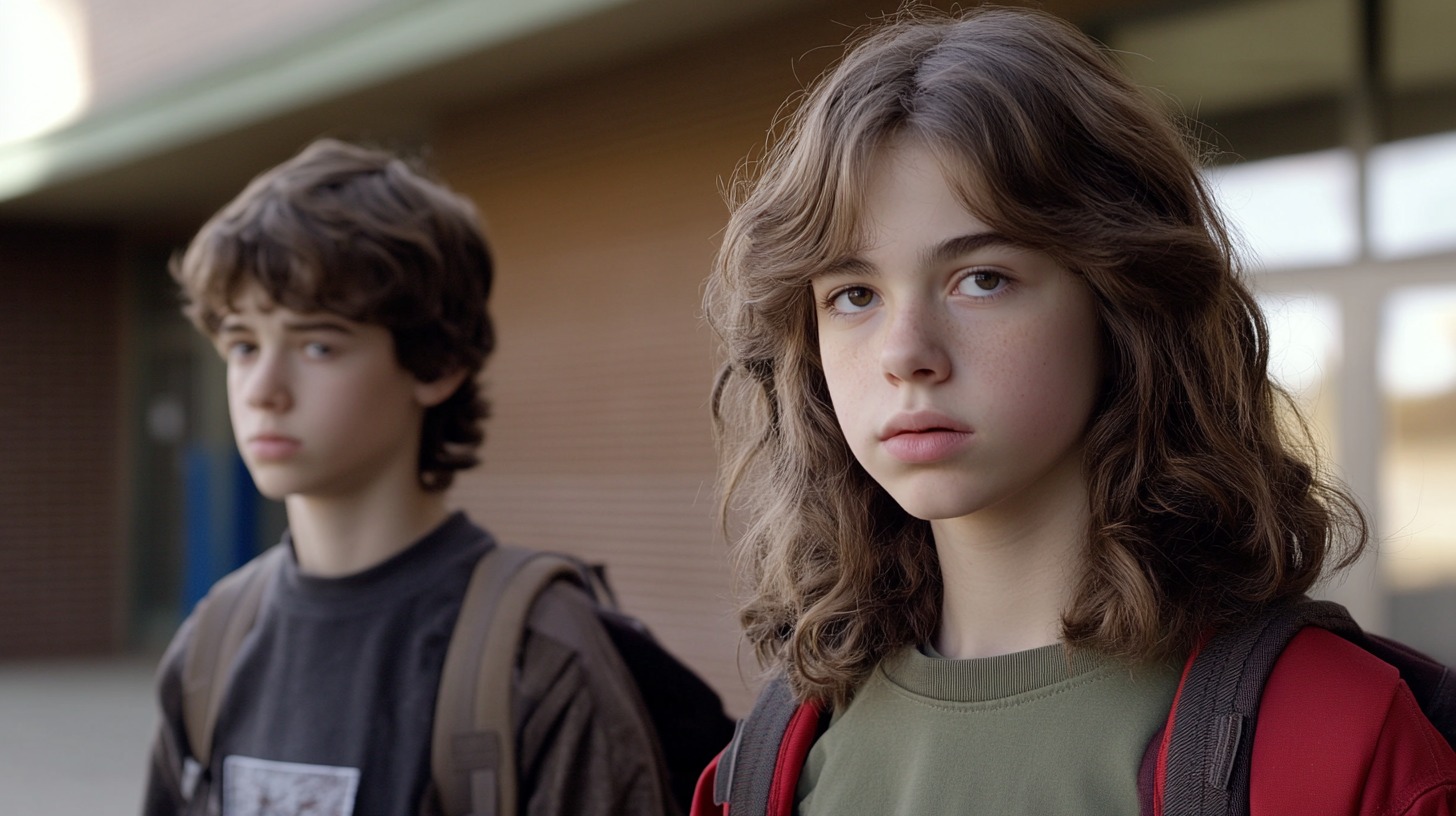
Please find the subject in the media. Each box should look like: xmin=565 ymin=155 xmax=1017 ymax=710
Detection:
xmin=0 ymin=226 xmax=124 ymax=657
xmin=435 ymin=6 xmax=875 ymax=715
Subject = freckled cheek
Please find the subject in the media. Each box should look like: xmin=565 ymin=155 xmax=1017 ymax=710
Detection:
xmin=983 ymin=326 xmax=1099 ymax=431
xmin=819 ymin=346 xmax=874 ymax=444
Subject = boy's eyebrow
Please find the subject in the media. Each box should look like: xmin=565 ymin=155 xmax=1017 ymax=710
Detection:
xmin=280 ymin=318 xmax=356 ymax=334
xmin=214 ymin=316 xmax=357 ymax=334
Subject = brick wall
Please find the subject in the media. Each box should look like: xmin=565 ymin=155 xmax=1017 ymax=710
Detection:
xmin=0 ymin=225 xmax=124 ymax=657
xmin=434 ymin=4 xmax=876 ymax=715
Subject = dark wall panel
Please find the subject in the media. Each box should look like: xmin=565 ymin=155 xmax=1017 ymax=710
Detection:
xmin=0 ymin=225 xmax=125 ymax=657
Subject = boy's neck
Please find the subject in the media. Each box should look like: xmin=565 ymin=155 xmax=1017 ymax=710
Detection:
xmin=284 ymin=481 xmax=454 ymax=578
xmin=929 ymin=456 xmax=1089 ymax=660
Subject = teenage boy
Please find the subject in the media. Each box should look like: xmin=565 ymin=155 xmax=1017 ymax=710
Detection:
xmin=143 ymin=139 xmax=672 ymax=816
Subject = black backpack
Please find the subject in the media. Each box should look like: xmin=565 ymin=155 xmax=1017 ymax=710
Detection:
xmin=182 ymin=541 xmax=735 ymax=816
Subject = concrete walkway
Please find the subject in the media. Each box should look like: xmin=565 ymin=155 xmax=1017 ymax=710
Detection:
xmin=0 ymin=656 xmax=158 ymax=815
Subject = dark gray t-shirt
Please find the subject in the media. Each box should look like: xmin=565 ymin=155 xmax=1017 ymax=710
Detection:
xmin=211 ymin=512 xmax=480 ymax=814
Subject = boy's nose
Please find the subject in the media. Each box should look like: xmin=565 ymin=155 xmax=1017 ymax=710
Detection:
xmin=242 ymin=354 xmax=293 ymax=412
xmin=880 ymin=306 xmax=951 ymax=386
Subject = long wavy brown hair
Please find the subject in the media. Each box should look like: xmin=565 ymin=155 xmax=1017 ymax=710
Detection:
xmin=707 ymin=6 xmax=1368 ymax=707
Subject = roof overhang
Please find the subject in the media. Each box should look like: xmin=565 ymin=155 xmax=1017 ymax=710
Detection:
xmin=0 ymin=0 xmax=835 ymax=227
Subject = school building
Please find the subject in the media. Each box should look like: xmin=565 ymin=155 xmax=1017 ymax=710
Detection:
xmin=2 ymin=0 xmax=1453 ymax=713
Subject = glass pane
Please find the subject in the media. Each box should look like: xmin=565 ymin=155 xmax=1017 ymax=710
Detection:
xmin=1382 ymin=284 xmax=1456 ymax=662
xmin=1258 ymin=292 xmax=1342 ymax=461
xmin=1207 ymin=150 xmax=1360 ymax=270
xmin=1371 ymin=131 xmax=1456 ymax=259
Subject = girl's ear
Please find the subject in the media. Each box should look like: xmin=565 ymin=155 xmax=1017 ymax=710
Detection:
xmin=413 ymin=369 xmax=469 ymax=408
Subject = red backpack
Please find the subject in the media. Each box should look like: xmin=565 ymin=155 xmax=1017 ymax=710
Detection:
xmin=697 ymin=598 xmax=1456 ymax=816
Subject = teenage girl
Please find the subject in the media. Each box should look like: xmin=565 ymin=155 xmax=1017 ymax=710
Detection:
xmin=696 ymin=6 xmax=1456 ymax=815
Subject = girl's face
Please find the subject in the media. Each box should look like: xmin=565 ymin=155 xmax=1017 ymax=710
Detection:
xmin=811 ymin=138 xmax=1102 ymax=527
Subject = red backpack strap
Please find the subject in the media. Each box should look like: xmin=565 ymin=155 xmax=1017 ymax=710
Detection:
xmin=707 ymin=675 xmax=823 ymax=816
xmin=692 ymin=752 xmax=728 ymax=816
xmin=1156 ymin=597 xmax=1371 ymax=816
xmin=766 ymin=703 xmax=822 ymax=816
xmin=1142 ymin=640 xmax=1203 ymax=816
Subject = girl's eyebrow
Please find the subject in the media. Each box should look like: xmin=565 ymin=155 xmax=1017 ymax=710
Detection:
xmin=817 ymin=256 xmax=877 ymax=281
xmin=820 ymin=231 xmax=1023 ymax=279
xmin=922 ymin=232 xmax=1021 ymax=268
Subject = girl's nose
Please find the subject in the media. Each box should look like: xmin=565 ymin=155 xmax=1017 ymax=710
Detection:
xmin=880 ymin=305 xmax=951 ymax=386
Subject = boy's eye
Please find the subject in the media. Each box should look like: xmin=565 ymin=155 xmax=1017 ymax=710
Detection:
xmin=957 ymin=271 xmax=1008 ymax=298
xmin=303 ymin=342 xmax=333 ymax=359
xmin=831 ymin=286 xmax=879 ymax=312
xmin=224 ymin=341 xmax=257 ymax=360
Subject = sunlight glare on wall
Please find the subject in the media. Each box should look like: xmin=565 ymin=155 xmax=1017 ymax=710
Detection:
xmin=0 ymin=0 xmax=90 ymax=144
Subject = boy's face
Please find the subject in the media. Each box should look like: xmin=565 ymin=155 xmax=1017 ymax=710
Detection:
xmin=810 ymin=138 xmax=1102 ymax=528
xmin=216 ymin=288 xmax=449 ymax=501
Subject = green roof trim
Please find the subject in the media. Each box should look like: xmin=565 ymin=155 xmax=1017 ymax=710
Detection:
xmin=0 ymin=0 xmax=632 ymax=203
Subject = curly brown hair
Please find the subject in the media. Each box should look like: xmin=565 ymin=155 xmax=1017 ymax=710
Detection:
xmin=708 ymin=6 xmax=1367 ymax=707
xmin=172 ymin=138 xmax=495 ymax=492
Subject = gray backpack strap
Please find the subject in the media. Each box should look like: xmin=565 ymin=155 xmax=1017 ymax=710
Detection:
xmin=431 ymin=545 xmax=583 ymax=816
xmin=1161 ymin=597 xmax=1359 ymax=816
xmin=180 ymin=544 xmax=287 ymax=769
xmin=716 ymin=674 xmax=799 ymax=816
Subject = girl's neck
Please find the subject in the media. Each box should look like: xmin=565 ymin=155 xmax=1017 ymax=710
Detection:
xmin=284 ymin=475 xmax=452 ymax=577
xmin=929 ymin=458 xmax=1089 ymax=660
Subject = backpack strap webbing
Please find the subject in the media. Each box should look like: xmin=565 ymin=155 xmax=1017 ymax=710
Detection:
xmin=180 ymin=544 xmax=288 ymax=769
xmin=1161 ymin=597 xmax=1361 ymax=816
xmin=714 ymin=674 xmax=805 ymax=816
xmin=431 ymin=545 xmax=584 ymax=816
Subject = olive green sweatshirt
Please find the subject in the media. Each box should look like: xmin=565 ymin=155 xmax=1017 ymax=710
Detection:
xmin=796 ymin=643 xmax=1179 ymax=815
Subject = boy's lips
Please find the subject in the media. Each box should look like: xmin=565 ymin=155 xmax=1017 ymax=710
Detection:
xmin=879 ymin=411 xmax=972 ymax=463
xmin=246 ymin=433 xmax=301 ymax=461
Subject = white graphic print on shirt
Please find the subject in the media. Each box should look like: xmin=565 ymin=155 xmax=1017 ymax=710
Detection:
xmin=223 ymin=755 xmax=360 ymax=816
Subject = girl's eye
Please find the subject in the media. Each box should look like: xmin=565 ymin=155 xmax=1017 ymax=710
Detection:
xmin=303 ymin=342 xmax=333 ymax=359
xmin=830 ymin=286 xmax=879 ymax=312
xmin=957 ymin=271 xmax=1008 ymax=298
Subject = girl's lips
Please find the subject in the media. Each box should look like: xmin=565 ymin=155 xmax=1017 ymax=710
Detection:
xmin=247 ymin=435 xmax=301 ymax=461
xmin=881 ymin=429 xmax=972 ymax=463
